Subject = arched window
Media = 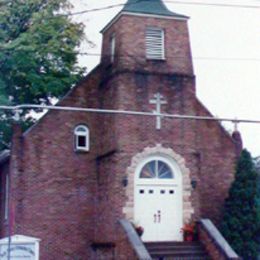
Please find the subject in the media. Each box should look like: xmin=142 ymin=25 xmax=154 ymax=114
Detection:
xmin=74 ymin=125 xmax=89 ymax=151
xmin=140 ymin=160 xmax=173 ymax=179
xmin=110 ymin=33 xmax=116 ymax=63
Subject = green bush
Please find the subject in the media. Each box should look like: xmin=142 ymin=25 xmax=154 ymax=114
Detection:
xmin=221 ymin=149 xmax=260 ymax=259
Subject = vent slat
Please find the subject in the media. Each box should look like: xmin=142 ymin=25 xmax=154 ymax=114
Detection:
xmin=146 ymin=27 xmax=165 ymax=60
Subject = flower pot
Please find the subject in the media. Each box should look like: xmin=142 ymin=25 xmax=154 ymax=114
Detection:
xmin=136 ymin=227 xmax=144 ymax=237
xmin=185 ymin=234 xmax=193 ymax=241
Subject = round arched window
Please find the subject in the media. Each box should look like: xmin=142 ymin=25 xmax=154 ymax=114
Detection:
xmin=140 ymin=160 xmax=173 ymax=179
xmin=74 ymin=125 xmax=89 ymax=151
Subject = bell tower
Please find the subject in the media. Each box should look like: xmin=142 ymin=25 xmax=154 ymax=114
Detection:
xmin=95 ymin=1 xmax=199 ymax=243
xmin=101 ymin=0 xmax=194 ymax=76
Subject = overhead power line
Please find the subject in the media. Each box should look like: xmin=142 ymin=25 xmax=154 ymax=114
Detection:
xmin=0 ymin=104 xmax=260 ymax=126
xmin=66 ymin=3 xmax=125 ymax=16
xmin=0 ymin=47 xmax=259 ymax=62
xmin=61 ymin=0 xmax=260 ymax=17
xmin=77 ymin=53 xmax=260 ymax=62
xmin=1 ymin=0 xmax=260 ymax=20
xmin=194 ymin=57 xmax=260 ymax=62
xmin=165 ymin=0 xmax=260 ymax=9
xmin=13 ymin=0 xmax=255 ymax=18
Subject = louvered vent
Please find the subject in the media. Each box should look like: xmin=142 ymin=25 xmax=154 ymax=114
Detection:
xmin=146 ymin=27 xmax=165 ymax=60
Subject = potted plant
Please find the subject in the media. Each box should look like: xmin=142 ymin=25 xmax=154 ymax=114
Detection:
xmin=181 ymin=222 xmax=197 ymax=241
xmin=131 ymin=222 xmax=144 ymax=237
xmin=135 ymin=226 xmax=144 ymax=237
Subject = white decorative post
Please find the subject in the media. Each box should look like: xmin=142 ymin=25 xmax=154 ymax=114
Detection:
xmin=149 ymin=93 xmax=167 ymax=130
xmin=0 ymin=235 xmax=40 ymax=260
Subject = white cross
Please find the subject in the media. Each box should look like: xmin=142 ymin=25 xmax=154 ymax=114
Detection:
xmin=149 ymin=93 xmax=167 ymax=130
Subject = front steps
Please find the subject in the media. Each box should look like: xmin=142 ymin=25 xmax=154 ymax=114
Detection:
xmin=145 ymin=241 xmax=210 ymax=260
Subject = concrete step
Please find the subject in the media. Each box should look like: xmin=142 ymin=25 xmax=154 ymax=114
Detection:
xmin=150 ymin=252 xmax=208 ymax=258
xmin=145 ymin=241 xmax=210 ymax=260
xmin=149 ymin=250 xmax=206 ymax=256
xmin=146 ymin=242 xmax=203 ymax=250
xmin=150 ymin=257 xmax=210 ymax=260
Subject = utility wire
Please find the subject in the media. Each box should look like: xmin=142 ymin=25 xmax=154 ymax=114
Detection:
xmin=78 ymin=53 xmax=260 ymax=62
xmin=0 ymin=47 xmax=259 ymax=62
xmin=62 ymin=0 xmax=146 ymax=16
xmin=1 ymin=0 xmax=260 ymax=58
xmin=65 ymin=3 xmax=125 ymax=16
xmin=13 ymin=0 xmax=257 ymax=18
xmin=1 ymin=0 xmax=260 ymax=19
xmin=60 ymin=0 xmax=260 ymax=17
xmin=165 ymin=0 xmax=260 ymax=9
xmin=0 ymin=104 xmax=259 ymax=126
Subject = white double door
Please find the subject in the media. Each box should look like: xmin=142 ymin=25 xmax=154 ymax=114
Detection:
xmin=134 ymin=184 xmax=183 ymax=242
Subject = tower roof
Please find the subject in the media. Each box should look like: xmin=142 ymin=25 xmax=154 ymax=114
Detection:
xmin=101 ymin=0 xmax=188 ymax=33
xmin=121 ymin=0 xmax=188 ymax=18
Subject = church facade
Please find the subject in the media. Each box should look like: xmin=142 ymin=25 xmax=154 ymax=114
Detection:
xmin=0 ymin=0 xmax=241 ymax=259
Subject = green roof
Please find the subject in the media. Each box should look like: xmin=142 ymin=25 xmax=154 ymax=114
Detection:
xmin=122 ymin=0 xmax=188 ymax=18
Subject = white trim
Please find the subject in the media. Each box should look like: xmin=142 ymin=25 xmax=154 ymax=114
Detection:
xmin=136 ymin=155 xmax=181 ymax=185
xmin=134 ymin=154 xmax=183 ymax=241
xmin=0 ymin=235 xmax=40 ymax=260
xmin=74 ymin=125 xmax=89 ymax=152
xmin=146 ymin=27 xmax=165 ymax=60
xmin=121 ymin=12 xmax=189 ymax=20
xmin=4 ymin=174 xmax=8 ymax=220
xmin=123 ymin=144 xmax=194 ymax=225
xmin=0 ymin=235 xmax=40 ymax=243
xmin=101 ymin=12 xmax=188 ymax=34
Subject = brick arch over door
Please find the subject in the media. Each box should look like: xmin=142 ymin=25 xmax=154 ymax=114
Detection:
xmin=123 ymin=144 xmax=194 ymax=224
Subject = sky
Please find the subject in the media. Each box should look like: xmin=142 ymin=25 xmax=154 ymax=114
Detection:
xmin=71 ymin=0 xmax=260 ymax=156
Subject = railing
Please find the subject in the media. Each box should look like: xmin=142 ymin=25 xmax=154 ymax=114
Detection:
xmin=119 ymin=219 xmax=152 ymax=260
xmin=198 ymin=219 xmax=241 ymax=260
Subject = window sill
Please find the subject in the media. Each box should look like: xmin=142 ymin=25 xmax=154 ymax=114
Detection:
xmin=75 ymin=149 xmax=90 ymax=153
xmin=146 ymin=58 xmax=166 ymax=62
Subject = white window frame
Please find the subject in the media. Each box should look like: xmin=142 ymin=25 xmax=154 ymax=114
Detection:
xmin=74 ymin=125 xmax=89 ymax=152
xmin=110 ymin=34 xmax=116 ymax=63
xmin=139 ymin=159 xmax=174 ymax=179
xmin=146 ymin=27 xmax=165 ymax=60
xmin=136 ymin=155 xmax=181 ymax=186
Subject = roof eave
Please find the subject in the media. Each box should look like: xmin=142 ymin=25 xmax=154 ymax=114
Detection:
xmin=100 ymin=11 xmax=189 ymax=34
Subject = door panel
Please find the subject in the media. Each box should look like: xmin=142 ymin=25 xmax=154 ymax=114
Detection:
xmin=135 ymin=185 xmax=183 ymax=242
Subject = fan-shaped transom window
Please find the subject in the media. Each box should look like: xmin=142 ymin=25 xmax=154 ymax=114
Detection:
xmin=74 ymin=125 xmax=89 ymax=151
xmin=140 ymin=160 xmax=173 ymax=179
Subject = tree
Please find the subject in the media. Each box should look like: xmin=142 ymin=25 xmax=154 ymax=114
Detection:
xmin=221 ymin=149 xmax=260 ymax=259
xmin=0 ymin=0 xmax=86 ymax=149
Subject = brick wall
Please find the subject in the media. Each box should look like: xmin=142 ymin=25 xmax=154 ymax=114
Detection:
xmin=101 ymin=14 xmax=194 ymax=76
xmin=199 ymin=225 xmax=227 ymax=260
xmin=114 ymin=222 xmax=139 ymax=260
xmin=7 ymin=69 xmax=103 ymax=259
xmin=96 ymin=71 xmax=237 ymax=229
xmin=90 ymin=222 xmax=140 ymax=260
xmin=198 ymin=220 xmax=241 ymax=260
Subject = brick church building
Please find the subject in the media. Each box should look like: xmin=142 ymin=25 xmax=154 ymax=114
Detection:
xmin=0 ymin=0 xmax=242 ymax=259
